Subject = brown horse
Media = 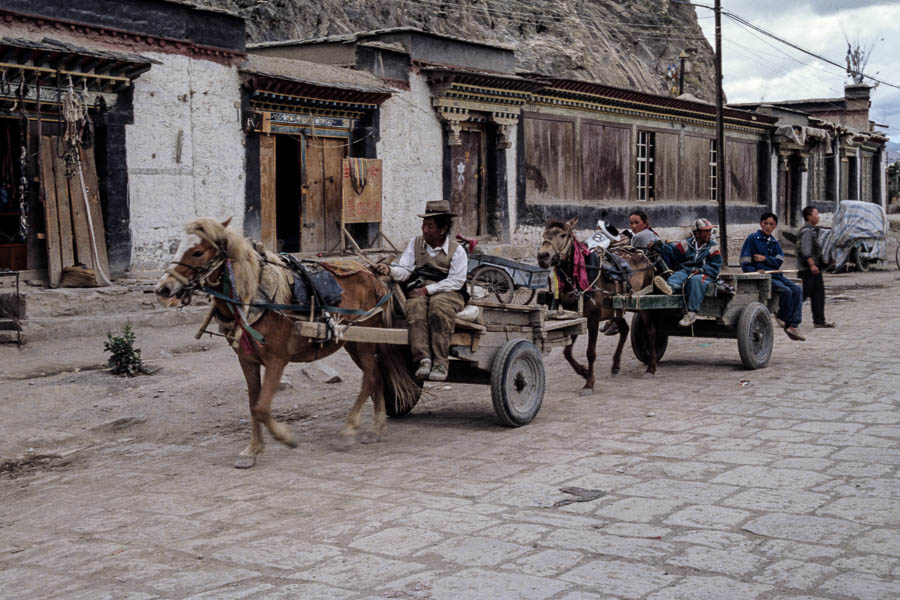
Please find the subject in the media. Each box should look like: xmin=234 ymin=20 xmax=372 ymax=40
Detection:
xmin=537 ymin=217 xmax=658 ymax=393
xmin=155 ymin=218 xmax=418 ymax=468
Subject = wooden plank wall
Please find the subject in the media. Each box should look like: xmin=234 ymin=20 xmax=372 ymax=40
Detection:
xmin=38 ymin=136 xmax=109 ymax=287
xmin=322 ymin=138 xmax=345 ymax=250
xmin=727 ymin=141 xmax=758 ymax=204
xmin=39 ymin=138 xmax=62 ymax=287
xmin=303 ymin=140 xmax=325 ymax=251
xmin=525 ymin=114 xmax=763 ymax=207
xmin=581 ymin=122 xmax=630 ymax=202
xmin=655 ymin=132 xmax=679 ymax=202
xmin=259 ymin=135 xmax=276 ymax=251
xmin=524 ymin=116 xmax=576 ymax=204
xmin=679 ymin=135 xmax=710 ymax=200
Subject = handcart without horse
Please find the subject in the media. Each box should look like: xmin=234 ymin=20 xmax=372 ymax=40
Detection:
xmin=467 ymin=253 xmax=550 ymax=305
xmin=610 ymin=272 xmax=778 ymax=370
xmin=294 ymin=301 xmax=586 ymax=426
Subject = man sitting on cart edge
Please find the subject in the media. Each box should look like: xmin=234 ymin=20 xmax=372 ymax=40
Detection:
xmin=654 ymin=218 xmax=722 ymax=327
xmin=373 ymin=200 xmax=467 ymax=382
xmin=740 ymin=212 xmax=805 ymax=341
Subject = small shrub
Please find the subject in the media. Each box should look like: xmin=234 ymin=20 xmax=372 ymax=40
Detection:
xmin=104 ymin=325 xmax=146 ymax=376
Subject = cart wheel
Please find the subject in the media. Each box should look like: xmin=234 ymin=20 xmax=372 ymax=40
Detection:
xmin=629 ymin=314 xmax=668 ymax=364
xmin=384 ymin=379 xmax=423 ymax=417
xmin=736 ymin=302 xmax=773 ymax=370
xmin=854 ymin=242 xmax=870 ymax=272
xmin=512 ymin=287 xmax=537 ymax=305
xmin=470 ymin=266 xmax=515 ymax=303
xmin=490 ymin=340 xmax=544 ymax=427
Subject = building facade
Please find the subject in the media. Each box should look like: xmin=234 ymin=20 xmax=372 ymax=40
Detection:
xmin=0 ymin=10 xmax=890 ymax=279
xmin=0 ymin=0 xmax=247 ymax=278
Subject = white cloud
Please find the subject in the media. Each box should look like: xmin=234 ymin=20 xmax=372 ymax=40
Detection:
xmin=697 ymin=1 xmax=900 ymax=141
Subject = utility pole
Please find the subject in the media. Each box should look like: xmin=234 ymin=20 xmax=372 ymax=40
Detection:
xmin=678 ymin=50 xmax=687 ymax=96
xmin=714 ymin=0 xmax=729 ymax=265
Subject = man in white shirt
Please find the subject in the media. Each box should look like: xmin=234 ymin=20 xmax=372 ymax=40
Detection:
xmin=374 ymin=200 xmax=467 ymax=382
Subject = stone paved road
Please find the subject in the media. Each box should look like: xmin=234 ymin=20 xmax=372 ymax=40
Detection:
xmin=1 ymin=268 xmax=899 ymax=599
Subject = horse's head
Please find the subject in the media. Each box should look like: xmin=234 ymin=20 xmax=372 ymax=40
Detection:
xmin=537 ymin=217 xmax=577 ymax=268
xmin=155 ymin=217 xmax=231 ymax=307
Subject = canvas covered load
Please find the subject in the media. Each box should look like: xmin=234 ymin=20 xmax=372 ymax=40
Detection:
xmin=820 ymin=200 xmax=887 ymax=271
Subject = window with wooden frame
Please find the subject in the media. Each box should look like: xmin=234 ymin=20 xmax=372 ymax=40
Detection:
xmin=636 ymin=131 xmax=655 ymax=201
xmin=709 ymin=139 xmax=718 ymax=201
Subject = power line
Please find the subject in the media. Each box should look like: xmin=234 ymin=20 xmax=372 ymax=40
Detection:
xmin=674 ymin=0 xmax=900 ymax=90
xmin=723 ymin=10 xmax=900 ymax=91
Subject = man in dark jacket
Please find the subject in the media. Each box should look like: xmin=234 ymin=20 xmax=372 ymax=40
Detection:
xmin=740 ymin=212 xmax=805 ymax=341
xmin=797 ymin=206 xmax=835 ymax=328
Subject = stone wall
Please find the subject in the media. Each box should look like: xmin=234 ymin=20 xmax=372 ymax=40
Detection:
xmin=376 ymin=72 xmax=444 ymax=246
xmin=127 ymin=53 xmax=245 ymax=271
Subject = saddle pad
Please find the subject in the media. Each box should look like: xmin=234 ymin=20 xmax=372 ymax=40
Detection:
xmin=601 ymin=249 xmax=634 ymax=283
xmin=321 ymin=259 xmax=369 ymax=278
xmin=281 ymin=255 xmax=344 ymax=309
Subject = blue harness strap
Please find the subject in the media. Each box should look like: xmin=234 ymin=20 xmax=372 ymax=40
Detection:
xmin=202 ymin=286 xmax=393 ymax=318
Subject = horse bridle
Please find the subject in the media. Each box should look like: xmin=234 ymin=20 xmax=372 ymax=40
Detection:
xmin=164 ymin=240 xmax=227 ymax=304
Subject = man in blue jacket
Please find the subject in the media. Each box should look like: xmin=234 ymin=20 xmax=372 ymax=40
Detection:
xmin=740 ymin=212 xmax=805 ymax=341
xmin=657 ymin=218 xmax=723 ymax=327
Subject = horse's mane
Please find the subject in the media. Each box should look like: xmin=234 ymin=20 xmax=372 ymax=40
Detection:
xmin=545 ymin=219 xmax=572 ymax=232
xmin=185 ymin=218 xmax=291 ymax=305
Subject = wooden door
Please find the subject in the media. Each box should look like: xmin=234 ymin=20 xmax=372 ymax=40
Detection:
xmin=303 ymin=137 xmax=345 ymax=252
xmin=259 ymin=135 xmax=276 ymax=251
xmin=449 ymin=128 xmax=485 ymax=236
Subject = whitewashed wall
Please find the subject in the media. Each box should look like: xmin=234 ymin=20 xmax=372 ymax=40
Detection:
xmin=127 ymin=52 xmax=244 ymax=271
xmin=376 ymin=72 xmax=444 ymax=246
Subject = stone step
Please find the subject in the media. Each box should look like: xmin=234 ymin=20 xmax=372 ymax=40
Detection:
xmin=21 ymin=306 xmax=209 ymax=341
xmin=0 ymin=329 xmax=23 ymax=345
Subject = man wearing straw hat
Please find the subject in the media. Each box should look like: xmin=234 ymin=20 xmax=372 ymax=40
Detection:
xmin=373 ymin=200 xmax=468 ymax=382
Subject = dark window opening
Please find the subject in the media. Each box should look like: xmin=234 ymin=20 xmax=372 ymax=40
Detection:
xmin=0 ymin=119 xmax=26 ymax=270
xmin=848 ymin=156 xmax=858 ymax=200
xmin=275 ymin=135 xmax=300 ymax=253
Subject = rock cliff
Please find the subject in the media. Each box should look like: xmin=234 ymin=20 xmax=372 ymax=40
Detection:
xmin=197 ymin=0 xmax=717 ymax=100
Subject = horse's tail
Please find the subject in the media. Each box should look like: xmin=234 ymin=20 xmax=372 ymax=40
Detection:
xmin=378 ymin=344 xmax=419 ymax=414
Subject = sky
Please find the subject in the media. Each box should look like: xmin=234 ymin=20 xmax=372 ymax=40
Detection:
xmin=694 ymin=0 xmax=900 ymax=143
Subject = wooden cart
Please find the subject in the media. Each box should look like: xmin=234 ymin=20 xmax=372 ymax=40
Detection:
xmin=610 ymin=272 xmax=779 ymax=370
xmin=295 ymin=301 xmax=586 ymax=426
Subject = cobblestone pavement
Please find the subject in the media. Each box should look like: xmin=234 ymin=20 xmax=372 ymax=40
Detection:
xmin=1 ymin=268 xmax=899 ymax=599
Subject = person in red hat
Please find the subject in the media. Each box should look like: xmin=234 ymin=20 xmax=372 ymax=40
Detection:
xmin=655 ymin=218 xmax=722 ymax=327
xmin=373 ymin=200 xmax=468 ymax=382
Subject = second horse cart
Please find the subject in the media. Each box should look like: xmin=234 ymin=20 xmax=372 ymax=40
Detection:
xmin=610 ymin=272 xmax=779 ymax=370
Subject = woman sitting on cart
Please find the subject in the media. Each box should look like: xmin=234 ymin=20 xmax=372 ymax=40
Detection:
xmin=373 ymin=200 xmax=468 ymax=382
xmin=739 ymin=212 xmax=805 ymax=342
